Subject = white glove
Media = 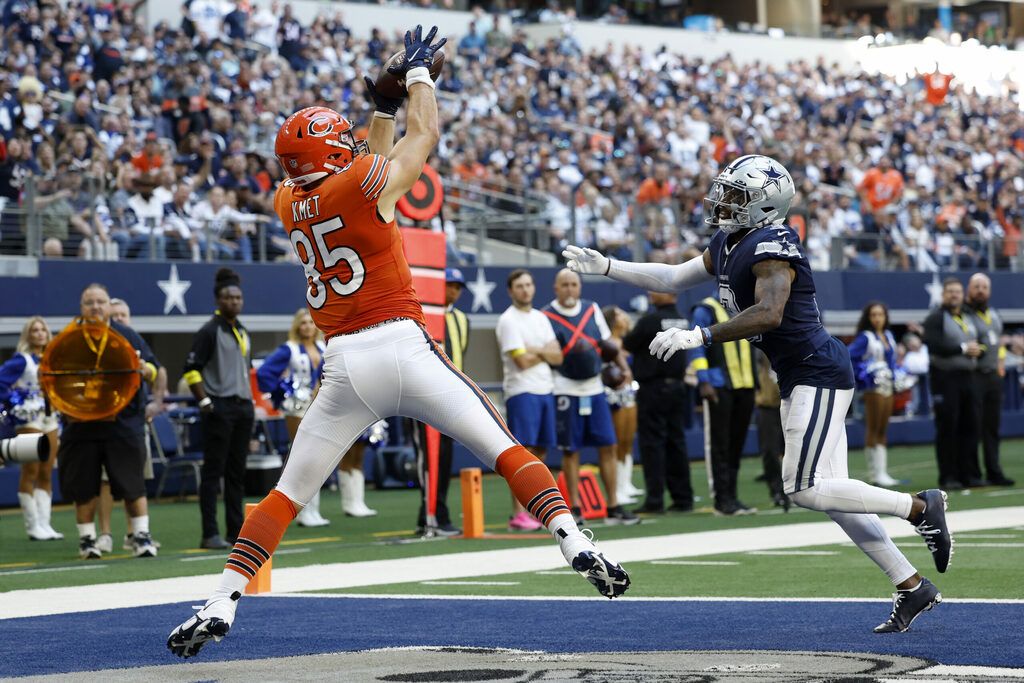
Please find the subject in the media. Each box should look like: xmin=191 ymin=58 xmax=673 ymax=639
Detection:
xmin=649 ymin=326 xmax=705 ymax=361
xmin=562 ymin=245 xmax=610 ymax=276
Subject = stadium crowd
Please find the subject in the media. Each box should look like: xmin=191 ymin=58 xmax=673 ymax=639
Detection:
xmin=1 ymin=0 xmax=1023 ymax=270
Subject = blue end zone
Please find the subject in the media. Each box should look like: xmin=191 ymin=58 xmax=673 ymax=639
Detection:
xmin=2 ymin=597 xmax=1021 ymax=677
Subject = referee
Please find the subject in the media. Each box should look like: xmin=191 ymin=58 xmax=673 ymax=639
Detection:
xmin=623 ymin=290 xmax=694 ymax=513
xmin=184 ymin=268 xmax=254 ymax=549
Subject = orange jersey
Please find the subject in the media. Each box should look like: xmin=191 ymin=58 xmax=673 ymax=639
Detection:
xmin=274 ymin=153 xmax=426 ymax=338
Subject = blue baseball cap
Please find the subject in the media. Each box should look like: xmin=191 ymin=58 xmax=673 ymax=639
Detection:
xmin=445 ymin=267 xmax=465 ymax=285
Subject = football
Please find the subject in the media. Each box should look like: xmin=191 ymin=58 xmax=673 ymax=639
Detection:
xmin=374 ymin=49 xmax=446 ymax=100
xmin=601 ymin=363 xmax=625 ymax=389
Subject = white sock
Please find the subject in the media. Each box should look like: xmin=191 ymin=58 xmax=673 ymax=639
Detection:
xmin=216 ymin=567 xmax=250 ymax=598
xmin=130 ymin=515 xmax=150 ymax=535
xmin=77 ymin=522 xmax=97 ymax=539
xmin=827 ymin=511 xmax=917 ymax=585
xmin=788 ymin=478 xmax=913 ymax=519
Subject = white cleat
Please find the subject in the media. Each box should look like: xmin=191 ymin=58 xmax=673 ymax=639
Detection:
xmin=167 ymin=592 xmax=240 ymax=659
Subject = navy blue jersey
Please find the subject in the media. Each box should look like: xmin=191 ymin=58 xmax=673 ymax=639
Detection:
xmin=707 ymin=225 xmax=854 ymax=398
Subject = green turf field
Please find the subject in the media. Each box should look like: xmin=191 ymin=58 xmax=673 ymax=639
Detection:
xmin=2 ymin=441 xmax=1022 ymax=597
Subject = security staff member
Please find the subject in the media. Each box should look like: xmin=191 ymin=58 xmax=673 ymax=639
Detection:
xmin=922 ymin=277 xmax=981 ymax=490
xmin=690 ymin=296 xmax=756 ymax=516
xmin=184 ymin=268 xmax=254 ymax=549
xmin=965 ymin=273 xmax=1014 ymax=487
xmin=622 ymin=290 xmax=694 ymax=513
xmin=412 ymin=267 xmax=470 ymax=536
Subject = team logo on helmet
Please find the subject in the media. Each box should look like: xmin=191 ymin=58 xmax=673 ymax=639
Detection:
xmin=288 ymin=159 xmax=298 ymax=168
xmin=307 ymin=117 xmax=334 ymax=137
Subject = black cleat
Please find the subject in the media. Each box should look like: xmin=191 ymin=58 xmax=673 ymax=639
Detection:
xmin=572 ymin=550 xmax=631 ymax=599
xmin=874 ymin=578 xmax=942 ymax=633
xmin=913 ymin=489 xmax=953 ymax=573
xmin=605 ymin=505 xmax=641 ymax=526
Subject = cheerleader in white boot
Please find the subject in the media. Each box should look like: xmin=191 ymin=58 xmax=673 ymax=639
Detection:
xmin=256 ymin=310 xmax=330 ymax=527
xmin=848 ymin=302 xmax=902 ymax=487
xmin=0 ymin=317 xmax=62 ymax=540
xmin=337 ymin=423 xmax=382 ymax=518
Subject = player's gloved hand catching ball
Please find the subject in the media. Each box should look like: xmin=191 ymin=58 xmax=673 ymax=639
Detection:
xmin=388 ymin=25 xmax=448 ymax=77
xmin=649 ymin=326 xmax=706 ymax=361
xmin=364 ymin=76 xmax=404 ymax=118
xmin=562 ymin=245 xmax=610 ymax=276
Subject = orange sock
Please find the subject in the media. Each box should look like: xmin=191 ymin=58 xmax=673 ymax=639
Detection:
xmin=225 ymin=489 xmax=296 ymax=581
xmin=495 ymin=445 xmax=570 ymax=527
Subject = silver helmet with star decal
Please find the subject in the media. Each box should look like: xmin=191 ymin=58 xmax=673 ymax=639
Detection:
xmin=703 ymin=154 xmax=795 ymax=234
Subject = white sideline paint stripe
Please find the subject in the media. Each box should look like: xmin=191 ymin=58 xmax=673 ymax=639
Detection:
xmin=270 ymin=593 xmax=1024 ymax=605
xmin=901 ymin=664 xmax=1024 ymax=678
xmin=650 ymin=561 xmax=740 ymax=566
xmin=955 ymin=533 xmax=1020 ymax=539
xmin=984 ymin=488 xmax=1024 ymax=497
xmin=1 ymin=506 xmax=1020 ymax=620
xmin=747 ymin=550 xmax=840 ymax=556
xmin=0 ymin=565 xmax=106 ymax=577
xmin=952 ymin=542 xmax=1024 ymax=548
xmin=535 ymin=570 xmax=576 ymax=575
xmin=420 ymin=581 xmax=520 ymax=586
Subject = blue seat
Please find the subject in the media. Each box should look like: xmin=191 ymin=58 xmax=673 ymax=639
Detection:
xmin=152 ymin=412 xmax=203 ymax=500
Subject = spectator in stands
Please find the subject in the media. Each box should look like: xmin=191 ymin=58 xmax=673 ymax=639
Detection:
xmin=544 ymin=270 xmax=638 ymax=526
xmin=858 ymin=157 xmax=904 ymax=217
xmin=58 ymin=284 xmax=160 ymax=559
xmin=623 ymin=290 xmax=693 ymax=514
xmin=495 ymin=269 xmax=562 ymax=531
xmin=923 ymin=277 xmax=982 ymax=490
xmin=190 ymin=185 xmax=260 ymax=261
xmin=0 ymin=316 xmax=61 ymax=540
xmin=36 ymin=159 xmax=95 ymax=258
xmin=849 ymin=302 xmax=901 ymax=487
xmin=162 ymin=179 xmax=201 ymax=261
xmin=131 ymin=131 xmax=164 ymax=174
xmin=184 ymin=268 xmax=254 ymax=549
xmin=965 ymin=273 xmax=1014 ymax=486
xmin=689 ymin=295 xmax=757 ymax=516
xmin=126 ymin=172 xmax=172 ymax=259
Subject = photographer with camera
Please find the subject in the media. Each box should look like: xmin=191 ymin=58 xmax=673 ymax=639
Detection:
xmin=57 ymin=284 xmax=161 ymax=559
xmin=0 ymin=316 xmax=61 ymax=540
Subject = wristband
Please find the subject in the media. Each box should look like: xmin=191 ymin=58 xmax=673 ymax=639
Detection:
xmin=405 ymin=66 xmax=435 ymax=90
xmin=373 ymin=110 xmax=396 ymax=120
xmin=701 ymin=327 xmax=713 ymax=346
xmin=198 ymin=397 xmax=212 ymax=409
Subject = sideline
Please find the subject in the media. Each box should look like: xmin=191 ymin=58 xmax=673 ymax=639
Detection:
xmin=1 ymin=506 xmax=1019 ymax=620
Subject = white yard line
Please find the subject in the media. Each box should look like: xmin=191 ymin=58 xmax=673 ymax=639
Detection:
xmin=1 ymin=506 xmax=1020 ymax=620
xmin=420 ymin=581 xmax=520 ymax=586
xmin=747 ymin=550 xmax=840 ymax=556
xmin=274 ymin=593 xmax=1024 ymax=605
xmin=650 ymin=560 xmax=740 ymax=566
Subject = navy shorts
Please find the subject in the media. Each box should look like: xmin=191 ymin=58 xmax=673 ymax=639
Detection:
xmin=556 ymin=392 xmax=617 ymax=452
xmin=505 ymin=393 xmax=556 ymax=449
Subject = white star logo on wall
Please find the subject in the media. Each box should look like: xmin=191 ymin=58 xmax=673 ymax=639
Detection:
xmin=924 ymin=272 xmax=943 ymax=308
xmin=466 ymin=268 xmax=496 ymax=313
xmin=157 ymin=264 xmax=191 ymax=314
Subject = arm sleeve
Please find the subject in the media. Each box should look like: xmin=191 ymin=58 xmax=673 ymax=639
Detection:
xmin=0 ymin=355 xmax=27 ymax=394
xmin=688 ymin=306 xmax=713 ymax=381
xmin=922 ymin=309 xmax=963 ymax=358
xmin=256 ymin=344 xmax=292 ymax=393
xmin=183 ymin=324 xmax=216 ymax=385
xmin=606 ymin=253 xmax=715 ymax=293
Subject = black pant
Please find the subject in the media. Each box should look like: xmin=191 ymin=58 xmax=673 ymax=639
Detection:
xmin=706 ymin=387 xmax=755 ymax=508
xmin=975 ymin=371 xmax=1006 ymax=480
xmin=412 ymin=420 xmax=454 ymax=527
xmin=200 ymin=397 xmax=255 ymax=541
xmin=930 ymin=368 xmax=979 ymax=487
xmin=636 ymin=379 xmax=693 ymax=508
xmin=757 ymin=405 xmax=785 ymax=497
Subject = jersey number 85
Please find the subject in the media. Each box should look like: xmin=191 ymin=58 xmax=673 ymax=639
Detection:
xmin=290 ymin=216 xmax=365 ymax=309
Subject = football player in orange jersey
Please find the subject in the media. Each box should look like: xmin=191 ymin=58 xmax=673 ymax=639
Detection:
xmin=169 ymin=25 xmax=629 ymax=659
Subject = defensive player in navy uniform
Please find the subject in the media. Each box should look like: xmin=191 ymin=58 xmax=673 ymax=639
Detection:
xmin=564 ymin=154 xmax=953 ymax=634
